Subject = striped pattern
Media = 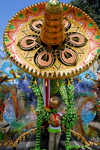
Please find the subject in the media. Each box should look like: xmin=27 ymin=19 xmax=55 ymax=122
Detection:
xmin=43 ymin=79 xmax=50 ymax=108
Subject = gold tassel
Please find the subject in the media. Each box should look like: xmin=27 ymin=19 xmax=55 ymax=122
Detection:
xmin=25 ymin=74 xmax=27 ymax=80
xmin=78 ymin=76 xmax=81 ymax=83
xmin=0 ymin=141 xmax=2 ymax=146
xmin=10 ymin=61 xmax=12 ymax=67
xmin=3 ymin=48 xmax=5 ymax=52
xmin=94 ymin=142 xmax=98 ymax=146
xmin=19 ymin=138 xmax=21 ymax=143
xmin=27 ymin=132 xmax=30 ymax=138
xmin=10 ymin=139 xmax=13 ymax=145
xmin=45 ymin=80 xmax=47 ymax=86
xmin=86 ymin=72 xmax=88 ymax=78
xmin=5 ymin=56 xmax=7 ymax=60
xmin=57 ymin=80 xmax=59 ymax=86
xmin=35 ymin=78 xmax=37 ymax=84
xmin=68 ymin=79 xmax=70 ymax=86
xmin=16 ymin=68 xmax=18 ymax=73
xmin=98 ymin=58 xmax=100 ymax=64
xmin=93 ymin=64 xmax=95 ymax=71
xmin=89 ymin=141 xmax=93 ymax=146
xmin=23 ymin=136 xmax=25 ymax=141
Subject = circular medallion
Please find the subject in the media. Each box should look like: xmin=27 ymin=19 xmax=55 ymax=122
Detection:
xmin=3 ymin=2 xmax=100 ymax=79
xmin=49 ymin=113 xmax=61 ymax=127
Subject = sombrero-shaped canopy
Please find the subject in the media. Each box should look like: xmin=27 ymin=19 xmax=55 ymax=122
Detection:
xmin=3 ymin=0 xmax=100 ymax=79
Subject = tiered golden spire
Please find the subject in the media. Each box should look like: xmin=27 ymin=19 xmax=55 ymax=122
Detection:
xmin=40 ymin=0 xmax=66 ymax=46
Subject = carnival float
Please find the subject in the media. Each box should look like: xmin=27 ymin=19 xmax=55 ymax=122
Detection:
xmin=2 ymin=0 xmax=100 ymax=149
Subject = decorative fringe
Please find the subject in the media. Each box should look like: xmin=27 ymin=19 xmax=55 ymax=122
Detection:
xmin=68 ymin=79 xmax=70 ymax=86
xmin=45 ymin=80 xmax=47 ymax=86
xmin=93 ymin=64 xmax=95 ymax=71
xmin=5 ymin=56 xmax=7 ymax=60
xmin=78 ymin=76 xmax=81 ymax=83
xmin=24 ymin=74 xmax=27 ymax=80
xmin=16 ymin=68 xmax=18 ymax=73
xmin=10 ymin=61 xmax=12 ymax=67
xmin=3 ymin=48 xmax=5 ymax=52
xmin=57 ymin=80 xmax=59 ymax=86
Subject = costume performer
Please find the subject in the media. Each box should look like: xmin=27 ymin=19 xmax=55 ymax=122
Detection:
xmin=48 ymin=96 xmax=62 ymax=150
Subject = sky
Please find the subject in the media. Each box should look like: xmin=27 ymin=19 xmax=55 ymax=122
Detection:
xmin=0 ymin=0 xmax=71 ymax=57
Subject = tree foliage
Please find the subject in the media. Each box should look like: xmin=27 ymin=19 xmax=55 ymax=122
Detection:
xmin=69 ymin=0 xmax=100 ymax=28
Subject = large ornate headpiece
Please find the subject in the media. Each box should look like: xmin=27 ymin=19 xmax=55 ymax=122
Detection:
xmin=3 ymin=0 xmax=100 ymax=79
